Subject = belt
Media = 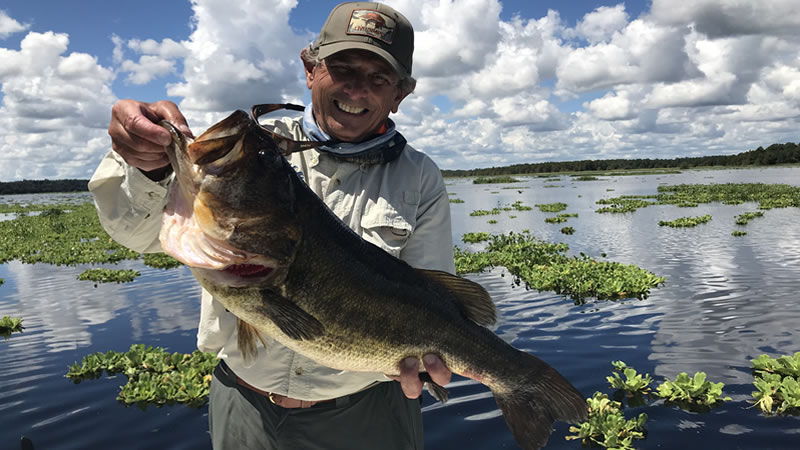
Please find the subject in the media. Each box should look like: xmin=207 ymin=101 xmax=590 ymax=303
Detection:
xmin=235 ymin=375 xmax=335 ymax=409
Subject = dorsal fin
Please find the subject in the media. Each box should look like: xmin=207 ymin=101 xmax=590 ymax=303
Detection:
xmin=416 ymin=269 xmax=496 ymax=326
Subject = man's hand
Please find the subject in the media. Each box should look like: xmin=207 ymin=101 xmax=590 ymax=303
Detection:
xmin=108 ymin=99 xmax=194 ymax=179
xmin=394 ymin=354 xmax=452 ymax=399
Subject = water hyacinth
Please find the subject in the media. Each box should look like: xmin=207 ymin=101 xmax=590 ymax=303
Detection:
xmin=658 ymin=215 xmax=712 ymax=228
xmin=66 ymin=344 xmax=218 ymax=408
xmin=78 ymin=268 xmax=141 ymax=284
xmin=472 ymin=176 xmax=520 ymax=184
xmin=565 ymin=392 xmax=647 ymax=449
xmin=751 ymin=353 xmax=800 ymax=415
xmin=655 ymin=372 xmax=731 ymax=409
xmin=0 ymin=316 xmax=24 ymax=338
xmin=454 ymin=231 xmax=664 ymax=304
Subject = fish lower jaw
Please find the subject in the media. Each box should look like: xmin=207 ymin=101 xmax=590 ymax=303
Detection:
xmin=192 ymin=263 xmax=279 ymax=287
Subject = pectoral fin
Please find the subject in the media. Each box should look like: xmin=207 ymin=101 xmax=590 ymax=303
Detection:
xmin=416 ymin=269 xmax=496 ymax=326
xmin=258 ymin=289 xmax=325 ymax=341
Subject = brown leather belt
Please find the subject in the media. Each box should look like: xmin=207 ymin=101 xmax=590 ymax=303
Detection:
xmin=235 ymin=375 xmax=334 ymax=409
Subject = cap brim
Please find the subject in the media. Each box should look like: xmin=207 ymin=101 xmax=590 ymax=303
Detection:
xmin=318 ymin=41 xmax=410 ymax=78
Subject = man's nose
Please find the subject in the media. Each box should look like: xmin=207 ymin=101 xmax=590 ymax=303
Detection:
xmin=342 ymin=74 xmax=370 ymax=99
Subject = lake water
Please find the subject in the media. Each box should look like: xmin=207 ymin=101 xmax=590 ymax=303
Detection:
xmin=1 ymin=167 xmax=799 ymax=449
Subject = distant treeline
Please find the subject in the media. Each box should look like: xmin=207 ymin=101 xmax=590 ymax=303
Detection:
xmin=441 ymin=142 xmax=800 ymax=177
xmin=0 ymin=179 xmax=89 ymax=195
xmin=2 ymin=143 xmax=798 ymax=194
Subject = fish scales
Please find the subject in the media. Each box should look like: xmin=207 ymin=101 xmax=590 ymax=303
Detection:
xmin=158 ymin=110 xmax=588 ymax=449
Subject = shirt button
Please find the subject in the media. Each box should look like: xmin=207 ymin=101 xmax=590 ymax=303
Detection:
xmin=295 ymin=368 xmax=303 ymax=375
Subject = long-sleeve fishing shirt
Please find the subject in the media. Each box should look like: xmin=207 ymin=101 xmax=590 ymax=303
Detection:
xmin=88 ymin=116 xmax=455 ymax=401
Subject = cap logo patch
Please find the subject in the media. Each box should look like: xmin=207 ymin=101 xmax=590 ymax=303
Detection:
xmin=346 ymin=9 xmax=395 ymax=44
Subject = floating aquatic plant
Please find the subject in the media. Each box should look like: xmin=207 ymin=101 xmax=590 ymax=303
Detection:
xmin=535 ymin=202 xmax=568 ymax=213
xmin=607 ymin=361 xmax=653 ymax=396
xmin=0 ymin=316 xmax=24 ymax=338
xmin=732 ymin=231 xmax=747 ymax=237
xmin=454 ymin=231 xmax=665 ymax=304
xmin=565 ymin=392 xmax=648 ymax=449
xmin=66 ymin=344 xmax=218 ymax=408
xmin=655 ymin=372 xmax=731 ymax=410
xmin=751 ymin=353 xmax=800 ymax=415
xmin=473 ymin=176 xmax=520 ymax=184
xmin=462 ymin=232 xmax=490 ymax=244
xmin=449 ymin=198 xmax=465 ymax=204
xmin=143 ymin=253 xmax=183 ymax=269
xmin=735 ymin=211 xmax=764 ymax=225
xmin=78 ymin=268 xmax=140 ymax=284
xmin=560 ymin=227 xmax=575 ymax=235
xmin=469 ymin=208 xmax=502 ymax=216
xmin=658 ymin=215 xmax=712 ymax=228
xmin=510 ymin=200 xmax=532 ymax=211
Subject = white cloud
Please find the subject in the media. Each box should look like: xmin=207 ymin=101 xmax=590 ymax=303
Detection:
xmin=393 ymin=0 xmax=503 ymax=78
xmin=575 ymin=4 xmax=628 ymax=44
xmin=650 ymin=0 xmax=800 ymax=38
xmin=0 ymin=30 xmax=116 ymax=180
xmin=3 ymin=0 xmax=800 ymax=180
xmin=585 ymin=90 xmax=636 ymax=120
xmin=0 ymin=9 xmax=28 ymax=38
xmin=167 ymin=0 xmax=310 ymax=118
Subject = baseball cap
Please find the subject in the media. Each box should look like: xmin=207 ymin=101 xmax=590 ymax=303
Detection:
xmin=314 ymin=2 xmax=414 ymax=78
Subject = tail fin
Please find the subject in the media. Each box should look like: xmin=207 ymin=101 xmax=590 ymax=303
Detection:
xmin=491 ymin=355 xmax=588 ymax=450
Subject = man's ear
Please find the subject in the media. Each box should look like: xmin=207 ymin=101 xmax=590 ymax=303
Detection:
xmin=301 ymin=49 xmax=316 ymax=89
xmin=391 ymin=90 xmax=411 ymax=114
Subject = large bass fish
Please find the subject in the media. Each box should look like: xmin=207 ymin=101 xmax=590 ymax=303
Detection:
xmin=158 ymin=106 xmax=587 ymax=449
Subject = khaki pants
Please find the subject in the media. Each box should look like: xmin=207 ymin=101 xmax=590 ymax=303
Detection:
xmin=209 ymin=361 xmax=424 ymax=450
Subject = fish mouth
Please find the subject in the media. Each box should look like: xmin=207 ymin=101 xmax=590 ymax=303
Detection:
xmin=192 ymin=264 xmax=278 ymax=288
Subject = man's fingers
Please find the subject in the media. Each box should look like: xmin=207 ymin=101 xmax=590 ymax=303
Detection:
xmin=422 ymin=354 xmax=452 ymax=387
xmin=154 ymin=101 xmax=194 ymax=139
xmin=397 ymin=357 xmax=423 ymax=399
xmin=120 ymin=108 xmax=173 ymax=147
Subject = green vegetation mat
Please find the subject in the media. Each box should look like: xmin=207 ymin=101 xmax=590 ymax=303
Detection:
xmin=0 ymin=200 xmax=181 ymax=271
xmin=472 ymin=176 xmax=520 ymax=184
xmin=454 ymin=231 xmax=665 ymax=304
xmin=66 ymin=344 xmax=218 ymax=408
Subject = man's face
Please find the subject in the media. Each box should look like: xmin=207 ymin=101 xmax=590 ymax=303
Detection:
xmin=306 ymin=49 xmax=408 ymax=143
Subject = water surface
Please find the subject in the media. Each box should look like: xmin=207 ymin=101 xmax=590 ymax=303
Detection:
xmin=1 ymin=167 xmax=798 ymax=449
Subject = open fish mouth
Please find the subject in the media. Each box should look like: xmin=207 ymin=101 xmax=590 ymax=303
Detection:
xmin=160 ymin=191 xmax=278 ymax=277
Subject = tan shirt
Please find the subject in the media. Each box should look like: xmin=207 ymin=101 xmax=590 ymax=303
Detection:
xmin=88 ymin=116 xmax=454 ymax=401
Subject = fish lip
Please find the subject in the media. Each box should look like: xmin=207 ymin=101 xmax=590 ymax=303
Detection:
xmin=191 ymin=265 xmax=280 ymax=288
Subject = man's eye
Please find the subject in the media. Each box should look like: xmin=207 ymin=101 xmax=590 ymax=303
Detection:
xmin=370 ymin=74 xmax=391 ymax=86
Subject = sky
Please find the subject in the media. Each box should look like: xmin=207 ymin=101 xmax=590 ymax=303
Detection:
xmin=0 ymin=0 xmax=799 ymax=181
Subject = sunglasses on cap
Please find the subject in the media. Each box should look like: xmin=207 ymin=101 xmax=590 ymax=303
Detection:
xmin=250 ymin=103 xmax=335 ymax=155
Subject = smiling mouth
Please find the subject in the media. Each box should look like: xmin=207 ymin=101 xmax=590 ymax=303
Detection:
xmin=335 ymin=100 xmax=367 ymax=115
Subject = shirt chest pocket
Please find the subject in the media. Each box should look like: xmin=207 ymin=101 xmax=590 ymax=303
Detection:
xmin=360 ymin=190 xmax=420 ymax=258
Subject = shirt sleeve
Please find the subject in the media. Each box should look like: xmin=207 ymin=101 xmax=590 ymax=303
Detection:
xmin=399 ymin=156 xmax=456 ymax=274
xmin=87 ymin=151 xmax=171 ymax=253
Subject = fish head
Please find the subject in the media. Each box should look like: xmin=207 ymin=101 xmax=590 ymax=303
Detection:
xmin=159 ymin=110 xmax=301 ymax=286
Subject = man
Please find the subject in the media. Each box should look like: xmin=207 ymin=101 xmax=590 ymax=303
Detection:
xmin=90 ymin=2 xmax=454 ymax=449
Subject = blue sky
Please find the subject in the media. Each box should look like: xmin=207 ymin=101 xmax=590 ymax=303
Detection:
xmin=0 ymin=0 xmax=799 ymax=180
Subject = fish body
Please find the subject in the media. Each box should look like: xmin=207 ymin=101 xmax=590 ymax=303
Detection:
xmin=158 ymin=110 xmax=587 ymax=449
